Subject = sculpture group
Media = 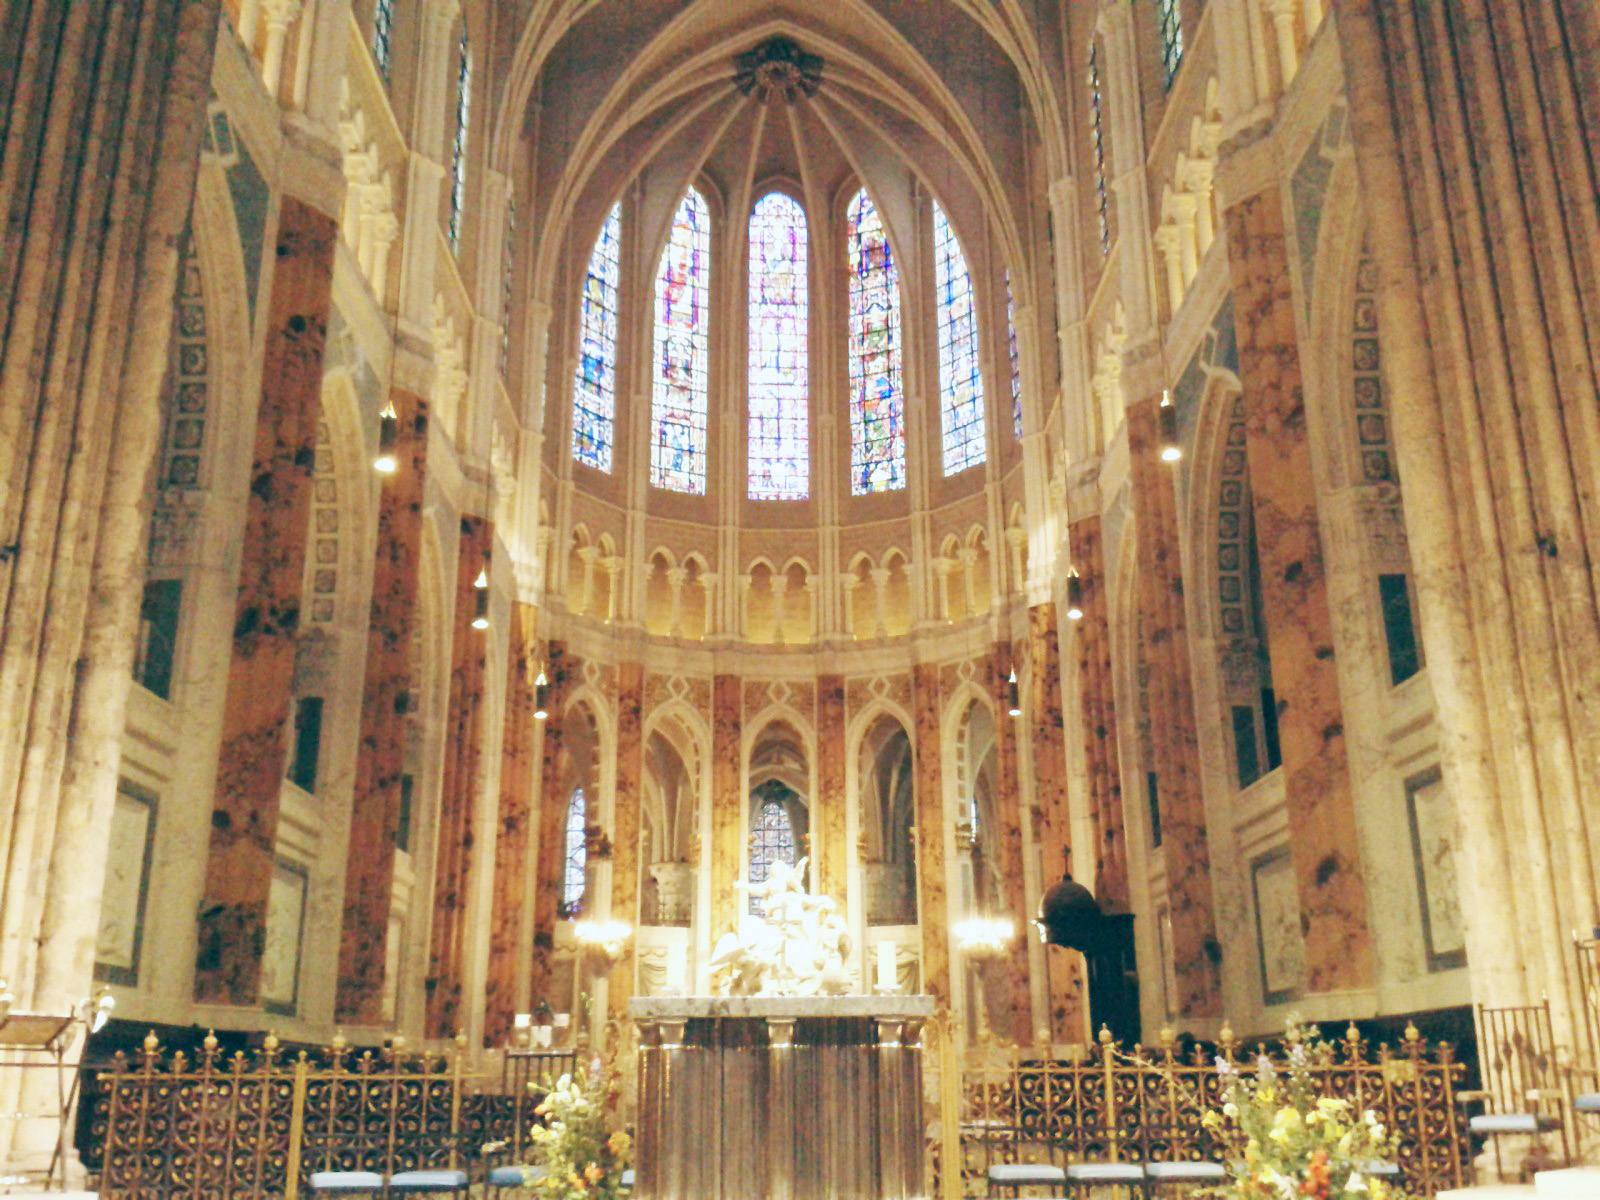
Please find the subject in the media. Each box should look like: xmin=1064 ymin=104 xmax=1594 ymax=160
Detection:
xmin=708 ymin=858 xmax=853 ymax=995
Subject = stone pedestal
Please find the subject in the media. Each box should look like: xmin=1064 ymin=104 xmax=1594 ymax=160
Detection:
xmin=630 ymin=995 xmax=934 ymax=1200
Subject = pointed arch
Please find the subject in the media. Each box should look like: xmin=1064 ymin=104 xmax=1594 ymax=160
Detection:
xmin=932 ymin=200 xmax=986 ymax=475
xmin=747 ymin=190 xmax=810 ymax=500
xmin=572 ymin=201 xmax=621 ymax=471
xmin=651 ymin=187 xmax=711 ymax=493
xmin=846 ymin=185 xmax=905 ymax=494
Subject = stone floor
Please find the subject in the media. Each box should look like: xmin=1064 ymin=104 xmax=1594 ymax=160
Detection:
xmin=1439 ymin=1165 xmax=1600 ymax=1199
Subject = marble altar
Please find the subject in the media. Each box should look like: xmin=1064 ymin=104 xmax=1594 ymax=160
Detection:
xmin=630 ymin=995 xmax=934 ymax=1200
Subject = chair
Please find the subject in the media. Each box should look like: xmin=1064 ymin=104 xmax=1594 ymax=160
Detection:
xmin=309 ymin=1173 xmax=385 ymax=1195
xmin=487 ymin=1163 xmax=545 ymax=1193
xmin=388 ymin=1169 xmax=470 ymax=1194
xmin=1064 ymin=1160 xmax=1145 ymax=1194
xmin=1462 ymin=1001 xmax=1570 ymax=1181
xmin=985 ymin=1160 xmax=1067 ymax=1196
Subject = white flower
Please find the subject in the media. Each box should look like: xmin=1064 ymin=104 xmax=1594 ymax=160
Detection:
xmin=1344 ymin=1173 xmax=1368 ymax=1193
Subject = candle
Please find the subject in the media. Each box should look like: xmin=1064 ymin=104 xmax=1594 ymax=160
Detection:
xmin=876 ymin=941 xmax=896 ymax=992
xmin=667 ymin=943 xmax=688 ymax=994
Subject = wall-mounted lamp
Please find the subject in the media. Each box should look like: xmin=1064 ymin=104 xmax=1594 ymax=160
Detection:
xmin=533 ymin=670 xmax=549 ymax=720
xmin=1066 ymin=566 xmax=1084 ymax=621
xmin=471 ymin=568 xmax=489 ymax=630
xmin=1007 ymin=669 xmax=1022 ymax=718
xmin=1159 ymin=390 xmax=1182 ymax=463
xmin=373 ymin=400 xmax=399 ymax=474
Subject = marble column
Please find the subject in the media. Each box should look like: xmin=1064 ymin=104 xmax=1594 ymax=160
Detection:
xmin=1028 ymin=603 xmax=1085 ymax=1041
xmin=1128 ymin=397 xmax=1221 ymax=1018
xmin=710 ymin=674 xmax=743 ymax=938
xmin=814 ymin=675 xmax=848 ymax=904
xmin=985 ymin=643 xmax=1032 ymax=1045
xmin=194 ymin=196 xmax=337 ymax=1005
xmin=484 ymin=600 xmax=539 ymax=1047
xmin=425 ymin=515 xmax=492 ymax=1038
xmin=0 ymin=0 xmax=217 ymax=1095
xmin=1339 ymin=0 xmax=1600 ymax=1036
xmin=337 ymin=391 xmax=430 ymax=1024
xmin=1224 ymin=188 xmax=1376 ymax=994
xmin=1070 ymin=518 xmax=1129 ymax=911
xmin=607 ymin=662 xmax=645 ymax=1023
xmin=529 ymin=640 xmax=576 ymax=1008
xmin=910 ymin=664 xmax=950 ymax=1010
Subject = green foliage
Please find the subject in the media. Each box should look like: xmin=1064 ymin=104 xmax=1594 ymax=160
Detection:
xmin=523 ymin=1068 xmax=632 ymax=1199
xmin=1206 ymin=1019 xmax=1408 ymax=1199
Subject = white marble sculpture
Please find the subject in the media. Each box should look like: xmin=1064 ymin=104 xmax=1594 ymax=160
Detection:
xmin=708 ymin=858 xmax=854 ymax=996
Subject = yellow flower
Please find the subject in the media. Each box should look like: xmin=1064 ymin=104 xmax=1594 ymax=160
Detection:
xmin=584 ymin=1163 xmax=603 ymax=1184
xmin=607 ymin=1131 xmax=632 ymax=1157
xmin=1273 ymin=1106 xmax=1300 ymax=1131
xmin=1202 ymin=1110 xmax=1222 ymax=1130
xmin=1316 ymin=1096 xmax=1347 ymax=1113
xmin=1268 ymin=1125 xmax=1291 ymax=1145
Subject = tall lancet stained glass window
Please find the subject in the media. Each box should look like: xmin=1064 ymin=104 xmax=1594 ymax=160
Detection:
xmin=1006 ymin=270 xmax=1023 ymax=440
xmin=748 ymin=794 xmax=798 ymax=915
xmin=933 ymin=202 xmax=987 ymax=474
xmin=561 ymin=788 xmax=588 ymax=917
xmin=572 ymin=203 xmax=621 ymax=471
xmin=448 ymin=28 xmax=471 ymax=251
xmin=747 ymin=193 xmax=810 ymax=500
xmin=652 ymin=189 xmax=711 ymax=493
xmin=847 ymin=188 xmax=905 ymax=494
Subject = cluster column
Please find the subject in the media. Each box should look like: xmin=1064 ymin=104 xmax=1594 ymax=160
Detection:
xmin=910 ymin=665 xmax=950 ymax=1010
xmin=1070 ymin=518 xmax=1129 ymax=911
xmin=606 ymin=663 xmax=645 ymax=1023
xmin=529 ymin=641 xmax=576 ymax=1007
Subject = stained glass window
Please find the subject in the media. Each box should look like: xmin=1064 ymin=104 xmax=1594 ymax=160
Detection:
xmin=1089 ymin=40 xmax=1110 ymax=255
xmin=747 ymin=192 xmax=809 ymax=500
xmin=933 ymin=201 xmax=987 ymax=475
xmin=1158 ymin=0 xmax=1184 ymax=88
xmin=372 ymin=0 xmax=394 ymax=83
xmin=448 ymin=28 xmax=471 ymax=251
xmin=572 ymin=203 xmax=621 ymax=471
xmin=562 ymin=788 xmax=587 ymax=917
xmin=1006 ymin=271 xmax=1023 ymax=440
xmin=748 ymin=796 xmax=797 ymax=915
xmin=846 ymin=188 xmax=905 ymax=495
xmin=652 ymin=189 xmax=711 ymax=493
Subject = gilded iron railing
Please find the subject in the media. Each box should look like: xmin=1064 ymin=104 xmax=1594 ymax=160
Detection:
xmin=90 ymin=1034 xmax=575 ymax=1200
xmin=936 ymin=1022 xmax=1470 ymax=1198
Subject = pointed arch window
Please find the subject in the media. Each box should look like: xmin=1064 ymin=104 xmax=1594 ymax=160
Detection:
xmin=448 ymin=27 xmax=472 ymax=251
xmin=652 ymin=189 xmax=711 ymax=493
xmin=1157 ymin=0 xmax=1184 ymax=87
xmin=561 ymin=788 xmax=588 ymax=917
xmin=933 ymin=201 xmax=987 ymax=475
xmin=572 ymin=203 xmax=621 ymax=471
xmin=1089 ymin=39 xmax=1110 ymax=255
xmin=748 ymin=793 xmax=798 ymax=914
xmin=847 ymin=188 xmax=905 ymax=495
xmin=747 ymin=192 xmax=810 ymax=501
xmin=372 ymin=0 xmax=394 ymax=83
xmin=1006 ymin=270 xmax=1022 ymax=440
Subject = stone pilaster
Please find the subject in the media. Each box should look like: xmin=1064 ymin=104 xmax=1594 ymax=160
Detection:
xmin=424 ymin=515 xmax=492 ymax=1038
xmin=1070 ymin=518 xmax=1129 ymax=911
xmin=710 ymin=675 xmax=743 ymax=939
xmin=1339 ymin=0 xmax=1600 ymax=1038
xmin=910 ymin=664 xmax=950 ymax=1011
xmin=337 ymin=391 xmax=429 ymax=1025
xmin=1128 ymin=396 xmax=1221 ymax=1019
xmin=985 ymin=642 xmax=1032 ymax=1045
xmin=814 ymin=675 xmax=848 ymax=904
xmin=484 ymin=600 xmax=538 ymax=1046
xmin=1223 ymin=188 xmax=1375 ymax=994
xmin=1027 ymin=603 xmax=1085 ymax=1041
xmin=607 ymin=661 xmax=645 ymax=1023
xmin=529 ymin=640 xmax=575 ymax=1007
xmin=194 ymin=196 xmax=337 ymax=1005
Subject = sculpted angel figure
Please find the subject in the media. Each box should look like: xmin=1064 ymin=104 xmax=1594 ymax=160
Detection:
xmin=709 ymin=858 xmax=854 ymax=996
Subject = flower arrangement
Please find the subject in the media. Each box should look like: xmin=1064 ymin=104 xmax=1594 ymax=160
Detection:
xmin=1204 ymin=1019 xmax=1407 ymax=1199
xmin=523 ymin=1066 xmax=633 ymax=1199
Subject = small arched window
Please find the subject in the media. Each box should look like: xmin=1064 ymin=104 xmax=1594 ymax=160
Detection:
xmin=572 ymin=203 xmax=622 ymax=471
xmin=932 ymin=201 xmax=987 ymax=475
xmin=847 ymin=187 xmax=905 ymax=494
xmin=1157 ymin=0 xmax=1184 ymax=87
xmin=561 ymin=788 xmax=588 ymax=917
xmin=1088 ymin=38 xmax=1110 ymax=254
xmin=748 ymin=794 xmax=798 ymax=914
xmin=448 ymin=27 xmax=472 ymax=251
xmin=747 ymin=192 xmax=810 ymax=501
xmin=652 ymin=188 xmax=711 ymax=493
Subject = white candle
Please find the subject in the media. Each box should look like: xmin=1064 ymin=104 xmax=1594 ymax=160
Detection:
xmin=667 ymin=943 xmax=688 ymax=994
xmin=876 ymin=941 xmax=896 ymax=991
xmin=513 ymin=1013 xmax=532 ymax=1029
